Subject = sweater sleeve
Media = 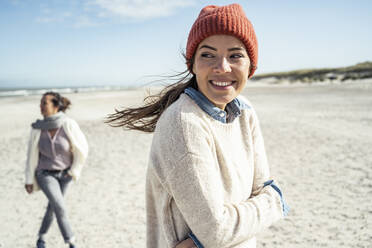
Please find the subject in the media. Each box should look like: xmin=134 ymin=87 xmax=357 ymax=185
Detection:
xmin=157 ymin=118 xmax=283 ymax=247
xmin=165 ymin=153 xmax=283 ymax=247
xmin=249 ymin=108 xmax=271 ymax=196
xmin=25 ymin=128 xmax=41 ymax=186
xmin=25 ymin=129 xmax=35 ymax=185
xmin=65 ymin=118 xmax=88 ymax=180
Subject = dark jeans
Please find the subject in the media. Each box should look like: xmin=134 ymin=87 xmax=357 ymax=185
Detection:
xmin=35 ymin=169 xmax=74 ymax=243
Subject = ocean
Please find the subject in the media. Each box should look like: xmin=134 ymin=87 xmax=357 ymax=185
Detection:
xmin=0 ymin=85 xmax=137 ymax=97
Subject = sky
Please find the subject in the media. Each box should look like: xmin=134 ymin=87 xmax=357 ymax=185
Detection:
xmin=1 ymin=0 xmax=372 ymax=88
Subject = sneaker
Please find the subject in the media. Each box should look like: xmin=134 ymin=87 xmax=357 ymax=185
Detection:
xmin=36 ymin=239 xmax=46 ymax=248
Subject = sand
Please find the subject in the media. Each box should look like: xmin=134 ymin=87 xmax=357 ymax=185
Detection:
xmin=0 ymin=81 xmax=371 ymax=247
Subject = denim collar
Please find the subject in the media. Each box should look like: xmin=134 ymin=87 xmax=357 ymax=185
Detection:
xmin=184 ymin=87 xmax=249 ymax=123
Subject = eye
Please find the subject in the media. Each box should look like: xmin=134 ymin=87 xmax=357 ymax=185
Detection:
xmin=230 ymin=53 xmax=244 ymax=59
xmin=201 ymin=53 xmax=214 ymax=58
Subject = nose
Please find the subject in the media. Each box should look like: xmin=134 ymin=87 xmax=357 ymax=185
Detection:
xmin=213 ymin=56 xmax=232 ymax=73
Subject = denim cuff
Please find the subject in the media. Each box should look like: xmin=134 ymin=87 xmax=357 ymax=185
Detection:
xmin=263 ymin=180 xmax=290 ymax=216
xmin=188 ymin=232 xmax=204 ymax=248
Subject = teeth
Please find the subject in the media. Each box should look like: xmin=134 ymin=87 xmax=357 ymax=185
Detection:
xmin=211 ymin=81 xmax=232 ymax=86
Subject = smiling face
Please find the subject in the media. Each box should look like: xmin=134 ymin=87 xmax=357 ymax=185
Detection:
xmin=40 ymin=94 xmax=59 ymax=117
xmin=192 ymin=34 xmax=251 ymax=110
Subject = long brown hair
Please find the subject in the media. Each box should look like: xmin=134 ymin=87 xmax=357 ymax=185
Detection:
xmin=105 ymin=61 xmax=197 ymax=132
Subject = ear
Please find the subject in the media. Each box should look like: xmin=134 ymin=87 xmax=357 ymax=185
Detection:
xmin=187 ymin=55 xmax=196 ymax=75
xmin=191 ymin=61 xmax=197 ymax=75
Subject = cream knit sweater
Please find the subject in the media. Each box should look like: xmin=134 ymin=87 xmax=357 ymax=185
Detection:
xmin=146 ymin=94 xmax=284 ymax=248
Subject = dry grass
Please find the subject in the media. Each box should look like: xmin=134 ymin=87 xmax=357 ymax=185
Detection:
xmin=252 ymin=61 xmax=372 ymax=82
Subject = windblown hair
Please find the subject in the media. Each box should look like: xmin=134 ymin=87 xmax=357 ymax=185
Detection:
xmin=106 ymin=67 xmax=197 ymax=133
xmin=43 ymin=91 xmax=71 ymax=112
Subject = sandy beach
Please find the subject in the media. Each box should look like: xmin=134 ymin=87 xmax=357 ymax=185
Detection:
xmin=0 ymin=81 xmax=371 ymax=248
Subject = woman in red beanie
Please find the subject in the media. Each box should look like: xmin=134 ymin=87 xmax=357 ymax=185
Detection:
xmin=107 ymin=3 xmax=289 ymax=248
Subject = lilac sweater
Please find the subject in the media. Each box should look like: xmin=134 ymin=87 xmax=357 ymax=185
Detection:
xmin=37 ymin=127 xmax=73 ymax=171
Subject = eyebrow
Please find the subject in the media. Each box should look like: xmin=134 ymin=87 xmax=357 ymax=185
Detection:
xmin=228 ymin=47 xmax=245 ymax=52
xmin=199 ymin=45 xmax=245 ymax=52
xmin=199 ymin=45 xmax=217 ymax=51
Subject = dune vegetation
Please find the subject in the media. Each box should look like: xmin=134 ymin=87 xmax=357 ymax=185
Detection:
xmin=252 ymin=61 xmax=372 ymax=83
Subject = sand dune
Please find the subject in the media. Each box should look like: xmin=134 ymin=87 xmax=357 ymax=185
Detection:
xmin=0 ymin=81 xmax=371 ymax=247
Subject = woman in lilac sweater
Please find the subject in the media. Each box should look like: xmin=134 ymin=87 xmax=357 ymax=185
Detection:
xmin=25 ymin=92 xmax=88 ymax=248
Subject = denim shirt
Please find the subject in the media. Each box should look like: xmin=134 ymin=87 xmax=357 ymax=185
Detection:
xmin=183 ymin=87 xmax=290 ymax=248
xmin=184 ymin=87 xmax=250 ymax=123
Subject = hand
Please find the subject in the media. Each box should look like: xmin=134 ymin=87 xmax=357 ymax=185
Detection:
xmin=63 ymin=170 xmax=73 ymax=179
xmin=25 ymin=184 xmax=33 ymax=194
xmin=175 ymin=238 xmax=197 ymax=248
xmin=66 ymin=170 xmax=74 ymax=180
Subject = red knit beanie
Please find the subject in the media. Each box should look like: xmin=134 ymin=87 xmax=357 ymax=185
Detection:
xmin=186 ymin=4 xmax=258 ymax=78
